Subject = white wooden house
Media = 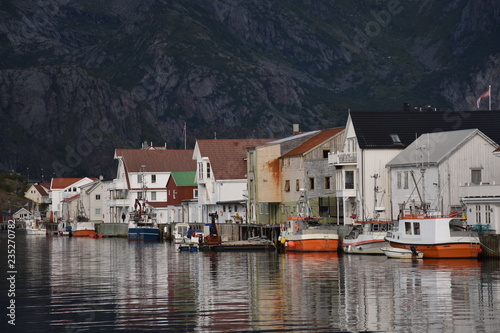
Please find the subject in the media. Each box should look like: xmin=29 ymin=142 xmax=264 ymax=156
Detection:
xmin=108 ymin=148 xmax=195 ymax=223
xmin=49 ymin=177 xmax=97 ymax=222
xmin=387 ymin=129 xmax=500 ymax=219
xmin=193 ymin=138 xmax=272 ymax=224
xmin=329 ymin=111 xmax=500 ymax=224
xmin=79 ymin=179 xmax=110 ymax=223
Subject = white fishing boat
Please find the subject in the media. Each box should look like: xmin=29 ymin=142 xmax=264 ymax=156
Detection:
xmin=343 ymin=220 xmax=394 ymax=254
xmin=381 ymin=246 xmax=424 ymax=259
xmin=25 ymin=220 xmax=47 ymax=235
xmin=173 ymin=223 xmax=190 ymax=243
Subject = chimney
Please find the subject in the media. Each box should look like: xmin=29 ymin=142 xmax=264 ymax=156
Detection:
xmin=403 ymin=102 xmax=409 ymax=112
xmin=293 ymin=124 xmax=300 ymax=135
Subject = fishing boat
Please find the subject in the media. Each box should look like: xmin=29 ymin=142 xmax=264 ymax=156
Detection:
xmin=385 ymin=213 xmax=481 ymax=259
xmin=381 ymin=246 xmax=424 ymax=259
xmin=128 ymin=199 xmax=160 ymax=241
xmin=385 ymin=169 xmax=481 ymax=259
xmin=72 ymin=221 xmax=96 ymax=237
xmin=57 ymin=220 xmax=74 ymax=236
xmin=279 ymin=217 xmax=339 ymax=252
xmin=172 ymin=223 xmax=190 ymax=243
xmin=25 ymin=220 xmax=47 ymax=235
xmin=342 ymin=220 xmax=394 ymax=254
xmin=279 ymin=191 xmax=339 ymax=252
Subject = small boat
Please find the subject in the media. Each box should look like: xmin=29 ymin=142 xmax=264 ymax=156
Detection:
xmin=25 ymin=220 xmax=47 ymax=235
xmin=57 ymin=220 xmax=74 ymax=236
xmin=128 ymin=199 xmax=160 ymax=241
xmin=381 ymin=246 xmax=424 ymax=259
xmin=89 ymin=232 xmax=103 ymax=239
xmin=172 ymin=223 xmax=190 ymax=243
xmin=342 ymin=220 xmax=394 ymax=254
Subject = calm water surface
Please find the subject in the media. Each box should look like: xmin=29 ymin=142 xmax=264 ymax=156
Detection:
xmin=1 ymin=233 xmax=500 ymax=332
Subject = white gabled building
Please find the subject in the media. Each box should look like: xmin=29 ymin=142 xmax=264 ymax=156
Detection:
xmin=193 ymin=138 xmax=272 ymax=224
xmin=329 ymin=111 xmax=500 ymax=224
xmin=387 ymin=129 xmax=500 ymax=219
xmin=108 ymin=148 xmax=196 ymax=223
xmin=79 ymin=179 xmax=111 ymax=223
xmin=49 ymin=177 xmax=97 ymax=222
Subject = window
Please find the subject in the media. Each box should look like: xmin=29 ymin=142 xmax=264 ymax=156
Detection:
xmin=397 ymin=171 xmax=402 ymax=189
xmin=193 ymin=189 xmax=198 ymax=198
xmin=151 ymin=175 xmax=156 ymax=183
xmin=345 ymin=171 xmax=354 ymax=189
xmin=309 ymin=177 xmax=315 ymax=190
xmin=206 ymin=162 xmax=211 ymax=178
xmin=390 ymin=134 xmax=401 ymax=143
xmin=95 ymin=194 xmax=101 ymax=200
xmin=198 ymin=162 xmax=203 ymax=179
xmin=296 ymin=179 xmax=300 ymax=191
xmin=405 ymin=222 xmax=412 ymax=234
xmin=95 ymin=208 xmax=101 ymax=215
xmin=325 ymin=177 xmax=331 ymax=190
xmin=476 ymin=205 xmax=481 ymax=223
xmin=323 ymin=149 xmax=330 ymax=159
xmin=137 ymin=192 xmax=143 ymax=199
xmin=485 ymin=205 xmax=491 ymax=224
xmin=285 ymin=180 xmax=290 ymax=192
xmin=259 ymin=203 xmax=269 ymax=214
xmin=138 ymin=175 xmax=142 ymax=183
xmin=414 ymin=222 xmax=420 ymax=235
xmin=471 ymin=169 xmax=482 ymax=184
xmin=403 ymin=171 xmax=409 ymax=189
xmin=151 ymin=192 xmax=156 ymax=200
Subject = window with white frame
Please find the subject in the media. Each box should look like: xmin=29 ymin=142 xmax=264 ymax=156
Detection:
xmin=206 ymin=162 xmax=211 ymax=178
xmin=485 ymin=205 xmax=491 ymax=224
xmin=95 ymin=208 xmax=101 ymax=215
xmin=151 ymin=175 xmax=156 ymax=183
xmin=476 ymin=205 xmax=481 ymax=223
xmin=95 ymin=194 xmax=100 ymax=200
xmin=151 ymin=192 xmax=156 ymax=201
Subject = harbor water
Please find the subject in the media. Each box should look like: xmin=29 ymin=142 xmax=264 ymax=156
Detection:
xmin=1 ymin=233 xmax=500 ymax=332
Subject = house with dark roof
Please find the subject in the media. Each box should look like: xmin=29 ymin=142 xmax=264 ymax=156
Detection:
xmin=387 ymin=129 xmax=500 ymax=220
xmin=193 ymin=138 xmax=272 ymax=225
xmin=329 ymin=111 xmax=500 ymax=224
xmin=279 ymin=128 xmax=345 ymax=223
xmin=110 ymin=148 xmax=196 ymax=223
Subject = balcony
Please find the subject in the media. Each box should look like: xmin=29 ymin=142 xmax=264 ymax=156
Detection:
xmin=459 ymin=182 xmax=500 ymax=198
xmin=329 ymin=152 xmax=357 ymax=165
xmin=107 ymin=199 xmax=130 ymax=207
xmin=108 ymin=179 xmax=127 ymax=190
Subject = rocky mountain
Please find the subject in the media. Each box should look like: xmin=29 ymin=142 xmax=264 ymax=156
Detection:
xmin=1 ymin=0 xmax=500 ymax=178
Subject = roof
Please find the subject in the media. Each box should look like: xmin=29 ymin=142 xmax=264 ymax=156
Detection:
xmin=387 ymin=129 xmax=495 ymax=167
xmin=350 ymin=111 xmax=500 ymax=149
xmin=170 ymin=172 xmax=197 ymax=186
xmin=115 ymin=149 xmax=196 ymax=172
xmin=196 ymin=139 xmax=273 ymax=179
xmin=281 ymin=127 xmax=345 ymax=157
xmin=34 ymin=183 xmax=49 ymax=196
xmin=50 ymin=178 xmax=97 ymax=190
xmin=62 ymin=194 xmax=80 ymax=202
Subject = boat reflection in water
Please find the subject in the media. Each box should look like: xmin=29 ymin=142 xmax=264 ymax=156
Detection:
xmin=6 ymin=235 xmax=500 ymax=333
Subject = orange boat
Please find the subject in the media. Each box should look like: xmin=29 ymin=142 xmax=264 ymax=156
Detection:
xmin=72 ymin=221 xmax=96 ymax=237
xmin=385 ymin=213 xmax=481 ymax=259
xmin=279 ymin=216 xmax=340 ymax=252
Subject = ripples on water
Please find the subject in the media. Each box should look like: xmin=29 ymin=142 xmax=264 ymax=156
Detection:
xmin=1 ymin=234 xmax=500 ymax=332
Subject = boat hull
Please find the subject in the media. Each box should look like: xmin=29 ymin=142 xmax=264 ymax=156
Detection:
xmin=128 ymin=227 xmax=160 ymax=241
xmin=381 ymin=247 xmax=424 ymax=259
xmin=26 ymin=228 xmax=47 ymax=235
xmin=342 ymin=239 xmax=388 ymax=254
xmin=388 ymin=241 xmax=481 ymax=259
xmin=285 ymin=236 xmax=339 ymax=252
xmin=73 ymin=230 xmax=95 ymax=237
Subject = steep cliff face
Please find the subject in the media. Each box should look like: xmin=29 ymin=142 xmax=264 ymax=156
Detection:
xmin=1 ymin=0 xmax=499 ymax=177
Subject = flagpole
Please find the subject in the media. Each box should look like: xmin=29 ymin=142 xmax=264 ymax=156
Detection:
xmin=489 ymin=85 xmax=491 ymax=111
xmin=184 ymin=123 xmax=187 ymax=150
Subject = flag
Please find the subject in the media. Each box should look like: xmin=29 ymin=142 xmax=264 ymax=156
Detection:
xmin=476 ymin=88 xmax=490 ymax=109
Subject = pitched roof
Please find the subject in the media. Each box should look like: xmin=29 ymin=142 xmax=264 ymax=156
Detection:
xmin=350 ymin=111 xmax=500 ymax=149
xmin=281 ymin=127 xmax=345 ymax=157
xmin=387 ymin=129 xmax=495 ymax=167
xmin=34 ymin=183 xmax=49 ymax=196
xmin=196 ymin=139 xmax=273 ymax=179
xmin=170 ymin=172 xmax=197 ymax=186
xmin=50 ymin=178 xmax=97 ymax=190
xmin=115 ymin=149 xmax=196 ymax=172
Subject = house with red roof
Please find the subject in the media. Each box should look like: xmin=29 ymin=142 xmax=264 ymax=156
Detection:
xmin=49 ymin=177 xmax=98 ymax=222
xmin=193 ymin=138 xmax=273 ymax=224
xmin=278 ymin=127 xmax=345 ymax=224
xmin=24 ymin=182 xmax=50 ymax=219
xmin=109 ymin=148 xmax=196 ymax=223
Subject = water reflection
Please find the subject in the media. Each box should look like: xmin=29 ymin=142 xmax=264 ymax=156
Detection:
xmin=1 ymin=234 xmax=499 ymax=332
